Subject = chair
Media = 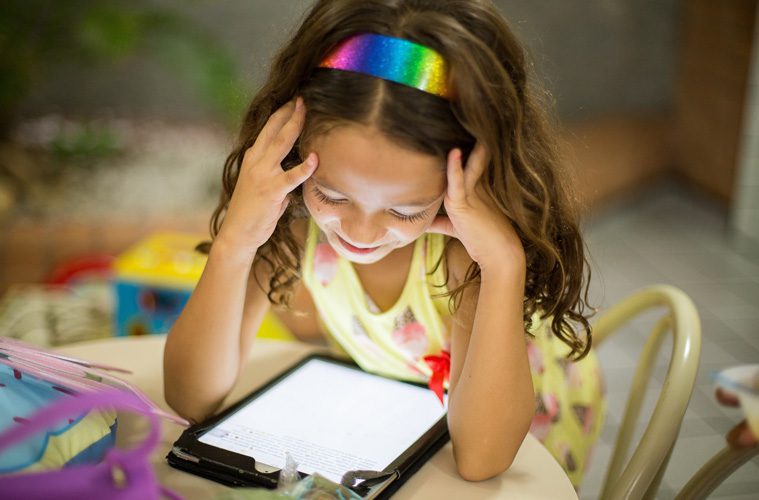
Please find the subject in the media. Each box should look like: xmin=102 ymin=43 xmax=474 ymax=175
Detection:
xmin=592 ymin=284 xmax=702 ymax=499
xmin=675 ymin=445 xmax=759 ymax=499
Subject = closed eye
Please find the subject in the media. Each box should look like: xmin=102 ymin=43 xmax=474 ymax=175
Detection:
xmin=390 ymin=210 xmax=428 ymax=223
xmin=312 ymin=186 xmax=428 ymax=223
xmin=311 ymin=186 xmax=346 ymax=205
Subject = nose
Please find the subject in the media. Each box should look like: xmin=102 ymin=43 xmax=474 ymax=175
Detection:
xmin=340 ymin=213 xmax=386 ymax=247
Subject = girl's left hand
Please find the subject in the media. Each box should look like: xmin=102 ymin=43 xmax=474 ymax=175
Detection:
xmin=426 ymin=142 xmax=525 ymax=275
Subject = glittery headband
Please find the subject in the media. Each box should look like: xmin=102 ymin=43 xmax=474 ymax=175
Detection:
xmin=318 ymin=33 xmax=451 ymax=99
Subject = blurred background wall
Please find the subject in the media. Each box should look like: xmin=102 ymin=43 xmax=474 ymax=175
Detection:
xmin=0 ymin=0 xmax=757 ymax=291
xmin=9 ymin=0 xmax=683 ymax=205
xmin=15 ymin=0 xmax=680 ymax=122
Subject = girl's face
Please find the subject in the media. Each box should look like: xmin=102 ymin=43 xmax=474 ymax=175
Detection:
xmin=303 ymin=124 xmax=446 ymax=264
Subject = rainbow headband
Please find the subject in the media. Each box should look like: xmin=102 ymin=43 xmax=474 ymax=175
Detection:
xmin=318 ymin=33 xmax=451 ymax=99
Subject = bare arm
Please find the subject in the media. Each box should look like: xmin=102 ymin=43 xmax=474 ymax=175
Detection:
xmin=163 ymin=242 xmax=270 ymax=423
xmin=163 ymin=97 xmax=318 ymax=423
xmin=427 ymin=144 xmax=534 ymax=481
xmin=445 ymin=242 xmax=534 ymax=482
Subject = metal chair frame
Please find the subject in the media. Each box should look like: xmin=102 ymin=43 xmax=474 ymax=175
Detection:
xmin=592 ymin=285 xmax=702 ymax=499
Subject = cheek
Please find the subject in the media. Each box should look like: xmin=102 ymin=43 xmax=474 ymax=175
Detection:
xmin=386 ymin=220 xmax=427 ymax=244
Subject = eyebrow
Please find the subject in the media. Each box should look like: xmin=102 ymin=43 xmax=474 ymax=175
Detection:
xmin=313 ymin=177 xmax=441 ymax=208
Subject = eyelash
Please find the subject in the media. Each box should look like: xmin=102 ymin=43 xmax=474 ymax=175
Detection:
xmin=311 ymin=186 xmax=428 ymax=223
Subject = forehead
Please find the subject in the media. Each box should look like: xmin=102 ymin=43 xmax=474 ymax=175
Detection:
xmin=308 ymin=124 xmax=446 ymax=204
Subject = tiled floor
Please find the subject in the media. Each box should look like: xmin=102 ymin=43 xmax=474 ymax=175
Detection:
xmin=578 ymin=181 xmax=759 ymax=499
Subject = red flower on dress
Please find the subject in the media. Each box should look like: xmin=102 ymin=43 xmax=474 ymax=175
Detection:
xmin=423 ymin=350 xmax=450 ymax=405
xmin=313 ymin=243 xmax=338 ymax=286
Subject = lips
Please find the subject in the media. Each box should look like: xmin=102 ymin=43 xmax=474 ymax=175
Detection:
xmin=336 ymin=235 xmax=380 ymax=255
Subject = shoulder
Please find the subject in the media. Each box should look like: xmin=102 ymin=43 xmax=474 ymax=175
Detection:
xmin=443 ymin=237 xmax=475 ymax=290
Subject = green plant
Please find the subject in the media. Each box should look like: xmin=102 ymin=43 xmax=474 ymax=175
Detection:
xmin=0 ymin=0 xmax=245 ymax=138
xmin=49 ymin=121 xmax=122 ymax=162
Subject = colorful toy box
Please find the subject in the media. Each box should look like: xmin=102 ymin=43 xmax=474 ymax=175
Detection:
xmin=113 ymin=232 xmax=293 ymax=341
xmin=113 ymin=232 xmax=207 ymax=337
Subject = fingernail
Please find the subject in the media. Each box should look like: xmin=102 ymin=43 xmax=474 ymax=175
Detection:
xmin=306 ymin=153 xmax=316 ymax=167
xmin=296 ymin=97 xmax=303 ymax=110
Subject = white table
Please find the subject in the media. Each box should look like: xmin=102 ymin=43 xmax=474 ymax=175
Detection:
xmin=56 ymin=335 xmax=577 ymax=499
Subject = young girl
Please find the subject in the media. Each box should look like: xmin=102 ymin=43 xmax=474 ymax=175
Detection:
xmin=164 ymin=0 xmax=605 ymax=488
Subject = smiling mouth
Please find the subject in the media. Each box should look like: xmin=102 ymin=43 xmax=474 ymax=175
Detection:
xmin=336 ymin=235 xmax=381 ymax=255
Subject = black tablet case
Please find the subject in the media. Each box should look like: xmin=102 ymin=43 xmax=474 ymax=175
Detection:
xmin=166 ymin=353 xmax=450 ymax=499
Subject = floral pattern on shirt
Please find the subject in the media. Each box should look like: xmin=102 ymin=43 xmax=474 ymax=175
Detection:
xmin=527 ymin=340 xmax=545 ymax=374
xmin=556 ymin=357 xmax=583 ymax=389
xmin=530 ymin=391 xmax=560 ymax=441
xmin=391 ymin=307 xmax=428 ymax=359
xmin=572 ymin=404 xmax=595 ymax=435
xmin=557 ymin=442 xmax=577 ymax=473
xmin=313 ymin=243 xmax=338 ymax=287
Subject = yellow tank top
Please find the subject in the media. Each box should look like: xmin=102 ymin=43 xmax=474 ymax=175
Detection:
xmin=301 ymin=219 xmax=451 ymax=383
xmin=300 ymin=219 xmax=606 ymax=488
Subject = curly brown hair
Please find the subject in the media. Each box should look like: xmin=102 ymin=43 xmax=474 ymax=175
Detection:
xmin=201 ymin=0 xmax=595 ymax=360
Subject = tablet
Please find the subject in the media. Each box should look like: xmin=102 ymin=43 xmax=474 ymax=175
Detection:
xmin=167 ymin=353 xmax=449 ymax=498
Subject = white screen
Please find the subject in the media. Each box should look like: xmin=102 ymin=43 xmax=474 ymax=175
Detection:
xmin=198 ymin=358 xmax=447 ymax=483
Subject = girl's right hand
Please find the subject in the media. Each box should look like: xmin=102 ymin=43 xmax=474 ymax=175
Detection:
xmin=216 ymin=97 xmax=317 ymax=260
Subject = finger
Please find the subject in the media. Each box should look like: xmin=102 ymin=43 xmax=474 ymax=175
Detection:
xmin=716 ymin=387 xmax=741 ymax=407
xmin=246 ymin=100 xmax=297 ymax=163
xmin=464 ymin=141 xmax=489 ymax=192
xmin=281 ymin=152 xmax=318 ymax=192
xmin=426 ymin=214 xmax=457 ymax=237
xmin=265 ymin=96 xmax=307 ymax=165
xmin=726 ymin=421 xmax=758 ymax=448
xmin=446 ymin=149 xmax=466 ymax=203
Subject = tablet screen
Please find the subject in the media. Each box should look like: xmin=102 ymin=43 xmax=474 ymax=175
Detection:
xmin=197 ymin=358 xmax=447 ymax=483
